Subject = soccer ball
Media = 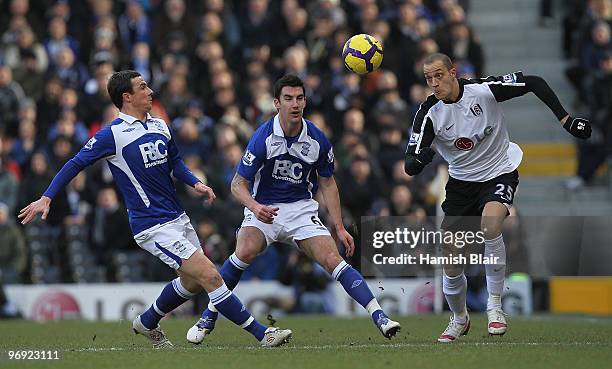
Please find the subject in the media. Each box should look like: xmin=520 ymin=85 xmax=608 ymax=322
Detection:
xmin=342 ymin=34 xmax=383 ymax=75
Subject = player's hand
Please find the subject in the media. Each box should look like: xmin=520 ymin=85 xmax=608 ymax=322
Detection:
xmin=563 ymin=116 xmax=591 ymax=139
xmin=194 ymin=182 xmax=216 ymax=205
xmin=18 ymin=196 xmax=51 ymax=225
xmin=252 ymin=203 xmax=279 ymax=224
xmin=335 ymin=227 xmax=355 ymax=257
xmin=416 ymin=147 xmax=435 ymax=165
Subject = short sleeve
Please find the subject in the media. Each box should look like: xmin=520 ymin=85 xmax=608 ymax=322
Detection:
xmin=315 ymin=136 xmax=334 ymax=177
xmin=236 ymin=134 xmax=266 ymax=181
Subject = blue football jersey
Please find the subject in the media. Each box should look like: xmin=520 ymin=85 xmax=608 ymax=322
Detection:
xmin=237 ymin=115 xmax=334 ymax=204
xmin=44 ymin=112 xmax=200 ymax=235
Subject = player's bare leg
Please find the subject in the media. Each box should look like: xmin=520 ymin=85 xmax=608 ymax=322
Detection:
xmin=438 ymin=241 xmax=470 ymax=343
xmin=297 ymin=235 xmax=401 ymax=339
xmin=187 ymin=227 xmax=267 ymax=343
xmin=482 ymin=201 xmax=510 ymax=336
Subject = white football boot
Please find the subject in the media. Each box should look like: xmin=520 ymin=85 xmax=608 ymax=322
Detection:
xmin=260 ymin=327 xmax=293 ymax=347
xmin=487 ymin=308 xmax=508 ymax=336
xmin=132 ymin=315 xmax=174 ymax=348
xmin=375 ymin=313 xmax=401 ymax=339
xmin=186 ymin=317 xmax=215 ymax=344
xmin=437 ymin=315 xmax=470 ymax=343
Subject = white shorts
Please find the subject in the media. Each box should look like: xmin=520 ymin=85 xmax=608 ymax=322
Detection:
xmin=241 ymin=199 xmax=331 ymax=247
xmin=133 ymin=213 xmax=201 ymax=269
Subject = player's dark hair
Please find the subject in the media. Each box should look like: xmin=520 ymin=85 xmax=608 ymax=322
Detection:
xmin=423 ymin=53 xmax=454 ymax=71
xmin=107 ymin=70 xmax=141 ymax=109
xmin=273 ymin=74 xmax=306 ymax=100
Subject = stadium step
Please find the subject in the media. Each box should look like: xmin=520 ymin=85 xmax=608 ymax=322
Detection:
xmin=517 ymin=142 xmax=576 ymax=176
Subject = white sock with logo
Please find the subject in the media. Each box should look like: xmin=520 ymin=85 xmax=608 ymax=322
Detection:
xmin=484 ymin=234 xmax=506 ymax=310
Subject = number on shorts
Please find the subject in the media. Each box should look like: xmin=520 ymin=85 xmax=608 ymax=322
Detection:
xmin=494 ymin=183 xmax=514 ymax=202
xmin=311 ymin=216 xmax=323 ymax=226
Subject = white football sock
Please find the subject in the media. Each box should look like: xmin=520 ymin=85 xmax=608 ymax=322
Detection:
xmin=484 ymin=234 xmax=506 ymax=310
xmin=442 ymin=272 xmax=467 ymax=323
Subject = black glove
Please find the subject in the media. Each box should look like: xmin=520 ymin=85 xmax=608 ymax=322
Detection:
xmin=416 ymin=147 xmax=435 ymax=165
xmin=404 ymin=147 xmax=435 ymax=176
xmin=563 ymin=116 xmax=591 ymax=139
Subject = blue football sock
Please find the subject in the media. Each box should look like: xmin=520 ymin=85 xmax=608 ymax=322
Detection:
xmin=209 ymin=283 xmax=267 ymax=341
xmin=201 ymin=253 xmax=249 ymax=320
xmin=333 ymin=261 xmax=384 ymax=322
xmin=141 ymin=278 xmax=195 ymax=329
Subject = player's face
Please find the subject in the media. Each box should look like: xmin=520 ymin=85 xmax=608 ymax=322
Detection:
xmin=125 ymin=76 xmax=154 ymax=112
xmin=274 ymin=86 xmax=306 ymax=125
xmin=423 ymin=61 xmax=457 ymax=101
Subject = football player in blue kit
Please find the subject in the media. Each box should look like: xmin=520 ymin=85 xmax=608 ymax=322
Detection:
xmin=187 ymin=75 xmax=401 ymax=344
xmin=19 ymin=70 xmax=292 ymax=348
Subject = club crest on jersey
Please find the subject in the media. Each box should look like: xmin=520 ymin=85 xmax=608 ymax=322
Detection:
xmin=152 ymin=120 xmax=165 ymax=131
xmin=242 ymin=150 xmax=256 ymax=166
xmin=470 ymin=103 xmax=483 ymax=116
xmin=454 ymin=137 xmax=474 ymax=151
xmin=84 ymin=137 xmax=97 ymax=150
xmin=300 ymin=142 xmax=311 ymax=156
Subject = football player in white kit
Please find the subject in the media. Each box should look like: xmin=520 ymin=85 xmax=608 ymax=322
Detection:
xmin=19 ymin=70 xmax=292 ymax=348
xmin=404 ymin=53 xmax=591 ymax=342
xmin=187 ymin=75 xmax=401 ymax=343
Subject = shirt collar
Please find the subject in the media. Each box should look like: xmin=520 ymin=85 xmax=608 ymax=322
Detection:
xmin=118 ymin=111 xmax=153 ymax=124
xmin=273 ymin=114 xmax=308 ymax=142
xmin=442 ymin=79 xmax=466 ymax=104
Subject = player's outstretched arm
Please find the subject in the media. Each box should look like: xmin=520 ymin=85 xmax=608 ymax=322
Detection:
xmin=318 ymin=175 xmax=355 ymax=257
xmin=484 ymin=72 xmax=591 ymax=139
xmin=230 ymin=173 xmax=278 ymax=224
xmin=18 ymin=196 xmax=52 ymax=225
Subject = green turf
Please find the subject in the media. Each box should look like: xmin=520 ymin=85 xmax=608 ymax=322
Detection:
xmin=1 ymin=315 xmax=611 ymax=369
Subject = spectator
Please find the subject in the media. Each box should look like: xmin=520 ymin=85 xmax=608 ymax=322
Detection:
xmin=0 ymin=142 xmax=19 ymax=214
xmin=3 ymin=26 xmax=48 ymax=72
xmin=0 ymin=65 xmax=25 ymax=136
xmin=117 ymin=0 xmax=151 ymax=54
xmin=90 ymin=186 xmax=137 ymax=280
xmin=44 ymin=16 xmax=80 ymax=66
xmin=0 ymin=202 xmax=27 ymax=283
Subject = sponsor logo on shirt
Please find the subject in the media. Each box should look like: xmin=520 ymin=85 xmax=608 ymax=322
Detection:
xmin=272 ymin=159 xmax=303 ymax=183
xmin=139 ymin=140 xmax=168 ymax=168
xmin=453 ymin=126 xmax=494 ymax=151
xmin=454 ymin=137 xmax=474 ymax=151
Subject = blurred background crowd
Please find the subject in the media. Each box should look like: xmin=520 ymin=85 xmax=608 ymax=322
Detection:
xmin=0 ymin=0 xmax=608 ymax=313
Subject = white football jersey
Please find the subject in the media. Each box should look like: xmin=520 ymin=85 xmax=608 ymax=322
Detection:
xmin=407 ymin=73 xmax=527 ymax=182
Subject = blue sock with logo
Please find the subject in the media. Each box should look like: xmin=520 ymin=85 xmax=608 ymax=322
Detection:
xmin=201 ymin=253 xmax=250 ymax=321
xmin=140 ymin=278 xmax=195 ymax=329
xmin=332 ymin=261 xmax=384 ymax=323
xmin=209 ymin=283 xmax=267 ymax=341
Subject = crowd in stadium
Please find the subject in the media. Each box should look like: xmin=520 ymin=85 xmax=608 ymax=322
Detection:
xmin=0 ymin=0 xmax=608 ymax=290
xmin=562 ymin=0 xmax=612 ymax=190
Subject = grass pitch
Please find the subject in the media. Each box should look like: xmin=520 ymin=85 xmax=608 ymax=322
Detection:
xmin=1 ymin=314 xmax=611 ymax=369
